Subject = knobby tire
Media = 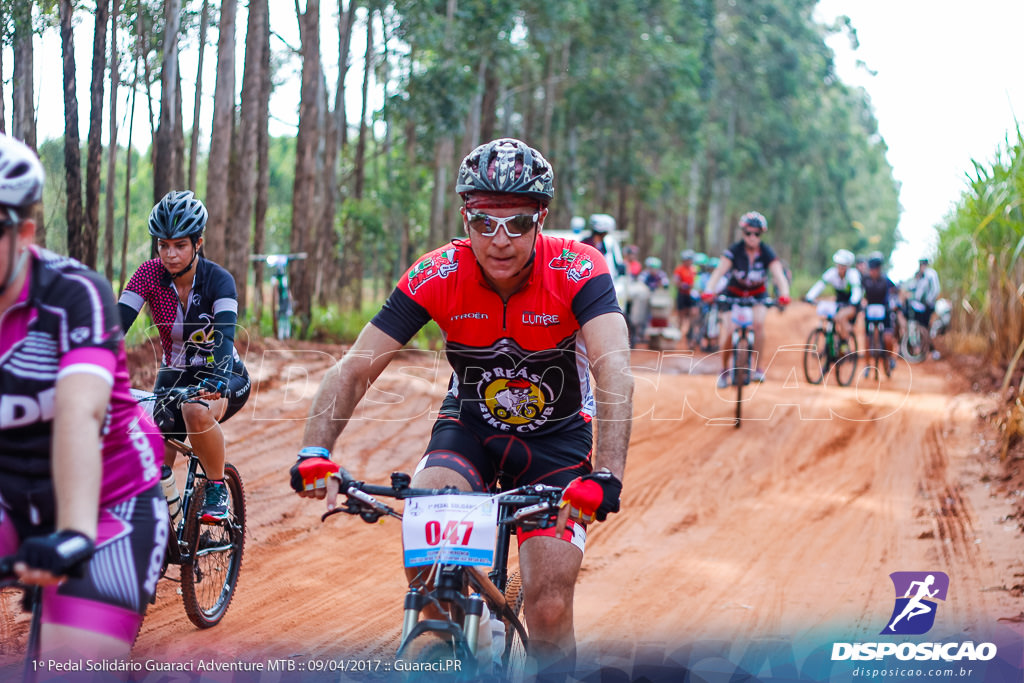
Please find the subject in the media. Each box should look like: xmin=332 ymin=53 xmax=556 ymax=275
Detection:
xmin=502 ymin=571 xmax=528 ymax=682
xmin=181 ymin=463 xmax=246 ymax=628
xmin=803 ymin=328 xmax=827 ymax=385
xmin=833 ymin=333 xmax=859 ymax=387
xmin=733 ymin=335 xmax=750 ymax=428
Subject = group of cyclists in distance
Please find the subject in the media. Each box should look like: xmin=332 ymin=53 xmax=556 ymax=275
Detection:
xmin=0 ymin=128 xmax=945 ymax=681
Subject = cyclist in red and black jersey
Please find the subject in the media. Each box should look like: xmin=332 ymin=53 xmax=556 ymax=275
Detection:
xmin=119 ymin=191 xmax=251 ymax=522
xmin=290 ymin=138 xmax=633 ymax=678
xmin=0 ymin=134 xmax=166 ymax=663
xmin=701 ymin=211 xmax=791 ymax=386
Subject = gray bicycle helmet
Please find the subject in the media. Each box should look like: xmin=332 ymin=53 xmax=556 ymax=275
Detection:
xmin=455 ymin=138 xmax=554 ymax=203
xmin=0 ymin=134 xmax=44 ymax=209
xmin=148 ymin=190 xmax=208 ymax=240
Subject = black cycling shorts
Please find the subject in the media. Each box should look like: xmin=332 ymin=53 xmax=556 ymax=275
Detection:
xmin=418 ymin=417 xmax=594 ymax=493
xmin=153 ymin=364 xmax=251 ymax=441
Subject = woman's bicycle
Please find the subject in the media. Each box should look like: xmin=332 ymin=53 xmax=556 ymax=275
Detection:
xmin=324 ymin=470 xmax=565 ymax=680
xmin=133 ymin=387 xmax=246 ymax=628
xmin=862 ymin=303 xmax=893 ymax=380
xmin=716 ymin=295 xmax=777 ymax=428
xmin=802 ymin=300 xmax=859 ymax=387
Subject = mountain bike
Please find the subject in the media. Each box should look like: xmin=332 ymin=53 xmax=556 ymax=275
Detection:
xmin=323 ymin=470 xmax=565 ymax=681
xmin=251 ymin=252 xmax=307 ymax=340
xmin=715 ymin=296 xmax=777 ymax=428
xmin=900 ymin=300 xmax=930 ymax=364
xmin=133 ymin=387 xmax=246 ymax=628
xmin=802 ymin=300 xmax=859 ymax=386
xmin=862 ymin=303 xmax=894 ymax=380
xmin=689 ymin=300 xmax=719 ymax=352
xmin=0 ymin=559 xmax=42 ymax=683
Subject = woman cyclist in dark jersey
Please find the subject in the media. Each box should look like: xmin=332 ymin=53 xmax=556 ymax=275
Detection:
xmin=118 ymin=191 xmax=251 ymax=522
xmin=701 ymin=211 xmax=790 ymax=386
xmin=0 ymin=134 xmax=166 ymax=663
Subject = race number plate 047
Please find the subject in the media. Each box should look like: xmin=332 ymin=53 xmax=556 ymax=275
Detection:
xmin=401 ymin=495 xmax=498 ymax=567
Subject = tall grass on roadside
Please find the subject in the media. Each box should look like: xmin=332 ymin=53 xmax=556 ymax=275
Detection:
xmin=937 ymin=125 xmax=1024 ymax=457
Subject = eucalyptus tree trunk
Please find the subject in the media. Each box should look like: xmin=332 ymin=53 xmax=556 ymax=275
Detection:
xmin=344 ymin=7 xmax=373 ymax=311
xmin=205 ymin=0 xmax=238 ymax=265
xmin=60 ymin=0 xmax=86 ymax=263
xmin=104 ymin=0 xmax=120 ymax=282
xmin=121 ymin=52 xmax=141 ymax=293
xmin=290 ymin=0 xmax=321 ymax=332
xmin=228 ymin=0 xmax=269 ymax=317
xmin=251 ymin=4 xmax=272 ymax=325
xmin=335 ymin=0 xmax=356 ymax=152
xmin=86 ymin=0 xmax=110 ymax=270
xmin=188 ymin=0 xmax=211 ymax=190
xmin=154 ymin=0 xmax=182 ymax=202
xmin=12 ymin=3 xmax=38 ymax=242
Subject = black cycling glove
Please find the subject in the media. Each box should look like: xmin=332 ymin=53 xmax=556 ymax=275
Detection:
xmin=16 ymin=530 xmax=95 ymax=578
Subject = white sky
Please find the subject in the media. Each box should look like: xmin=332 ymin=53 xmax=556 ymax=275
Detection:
xmin=12 ymin=3 xmax=1024 ymax=281
xmin=816 ymin=0 xmax=1024 ymax=279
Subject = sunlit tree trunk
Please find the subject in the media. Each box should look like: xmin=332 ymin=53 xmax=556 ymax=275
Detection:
xmin=12 ymin=3 xmax=39 ymax=242
xmin=120 ymin=52 xmax=142 ymax=294
xmin=154 ymin=0 xmax=182 ymax=202
xmin=291 ymin=0 xmax=321 ymax=333
xmin=188 ymin=0 xmax=211 ymax=190
xmin=86 ymin=0 xmax=109 ymax=270
xmin=335 ymin=0 xmax=356 ymax=152
xmin=229 ymin=0 xmax=269 ymax=317
xmin=251 ymin=2 xmax=272 ymax=326
xmin=205 ymin=0 xmax=238 ymax=265
xmin=60 ymin=0 xmax=86 ymax=263
xmin=104 ymin=1 xmax=120 ymax=282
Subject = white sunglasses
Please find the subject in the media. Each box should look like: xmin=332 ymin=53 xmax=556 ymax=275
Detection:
xmin=466 ymin=212 xmax=539 ymax=238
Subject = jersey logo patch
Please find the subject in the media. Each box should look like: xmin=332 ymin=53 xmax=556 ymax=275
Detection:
xmin=484 ymin=377 xmax=546 ymax=426
xmin=70 ymin=326 xmax=91 ymax=343
xmin=408 ymin=248 xmax=458 ymax=294
xmin=548 ymin=248 xmax=594 ymax=282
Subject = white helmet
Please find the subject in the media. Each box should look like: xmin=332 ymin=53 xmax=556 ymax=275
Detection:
xmin=588 ymin=213 xmax=616 ymax=234
xmin=832 ymin=249 xmax=855 ymax=267
xmin=0 ymin=134 xmax=44 ymax=209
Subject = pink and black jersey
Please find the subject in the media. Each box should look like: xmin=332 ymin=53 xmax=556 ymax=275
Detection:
xmin=371 ymin=234 xmax=621 ymax=436
xmin=723 ymin=240 xmax=779 ymax=297
xmin=118 ymin=257 xmax=243 ymax=385
xmin=0 ymin=247 xmax=161 ymax=530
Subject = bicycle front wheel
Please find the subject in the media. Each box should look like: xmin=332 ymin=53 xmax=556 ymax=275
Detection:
xmin=181 ymin=463 xmax=246 ymax=628
xmin=803 ymin=328 xmax=827 ymax=385
xmin=501 ymin=571 xmax=528 ymax=682
xmin=901 ymin=321 xmax=928 ymax=363
xmin=733 ymin=335 xmax=751 ymax=428
xmin=833 ymin=334 xmax=859 ymax=387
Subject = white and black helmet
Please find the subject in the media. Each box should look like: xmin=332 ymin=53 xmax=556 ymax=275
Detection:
xmin=456 ymin=138 xmax=554 ymax=203
xmin=0 ymin=134 xmax=44 ymax=209
xmin=148 ymin=190 xmax=208 ymax=240
xmin=588 ymin=213 xmax=616 ymax=234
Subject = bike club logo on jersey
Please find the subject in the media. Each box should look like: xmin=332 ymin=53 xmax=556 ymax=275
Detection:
xmin=831 ymin=571 xmax=997 ymax=663
xmin=548 ymin=247 xmax=594 ymax=283
xmin=479 ymin=368 xmax=555 ymax=433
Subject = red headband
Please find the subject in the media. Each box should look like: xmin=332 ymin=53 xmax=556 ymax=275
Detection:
xmin=464 ymin=192 xmax=542 ymax=211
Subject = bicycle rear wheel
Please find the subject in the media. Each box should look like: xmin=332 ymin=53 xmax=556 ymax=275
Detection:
xmin=803 ymin=328 xmax=827 ymax=385
xmin=502 ymin=571 xmax=528 ymax=682
xmin=833 ymin=334 xmax=859 ymax=387
xmin=901 ymin=320 xmax=928 ymax=363
xmin=733 ymin=336 xmax=751 ymax=428
xmin=181 ymin=463 xmax=246 ymax=628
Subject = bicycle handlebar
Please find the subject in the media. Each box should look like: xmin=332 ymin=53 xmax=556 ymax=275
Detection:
xmin=716 ymin=295 xmax=778 ymax=308
xmin=322 ymin=471 xmax=563 ymax=527
xmin=135 ymin=385 xmax=210 ymax=409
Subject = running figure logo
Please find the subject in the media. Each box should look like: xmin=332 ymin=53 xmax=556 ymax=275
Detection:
xmin=881 ymin=571 xmax=949 ymax=635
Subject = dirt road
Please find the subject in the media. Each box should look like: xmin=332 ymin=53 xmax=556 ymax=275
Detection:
xmin=4 ymin=305 xmax=1023 ymax=680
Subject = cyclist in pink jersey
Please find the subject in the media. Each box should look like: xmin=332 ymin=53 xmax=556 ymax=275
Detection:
xmin=0 ymin=134 xmax=166 ymax=664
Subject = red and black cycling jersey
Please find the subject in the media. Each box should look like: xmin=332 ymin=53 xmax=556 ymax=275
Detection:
xmin=371 ymin=234 xmax=621 ymax=436
xmin=722 ymin=240 xmax=778 ymax=297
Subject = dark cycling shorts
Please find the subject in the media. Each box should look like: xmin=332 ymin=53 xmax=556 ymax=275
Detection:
xmin=153 ymin=365 xmax=251 ymax=441
xmin=418 ymin=417 xmax=593 ymax=493
xmin=909 ymin=303 xmax=933 ymax=327
xmin=0 ymin=483 xmax=166 ymax=644
xmin=675 ymin=291 xmax=695 ymax=311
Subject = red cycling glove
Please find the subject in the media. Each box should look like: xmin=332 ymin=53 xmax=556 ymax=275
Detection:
xmin=777 ymin=295 xmax=791 ymax=307
xmin=290 ymin=447 xmax=340 ymax=493
xmin=559 ymin=470 xmax=623 ymax=523
xmin=700 ymin=291 xmax=715 ymax=304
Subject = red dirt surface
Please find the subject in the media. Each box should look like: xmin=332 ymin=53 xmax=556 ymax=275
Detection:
xmin=3 ymin=305 xmax=1023 ymax=680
